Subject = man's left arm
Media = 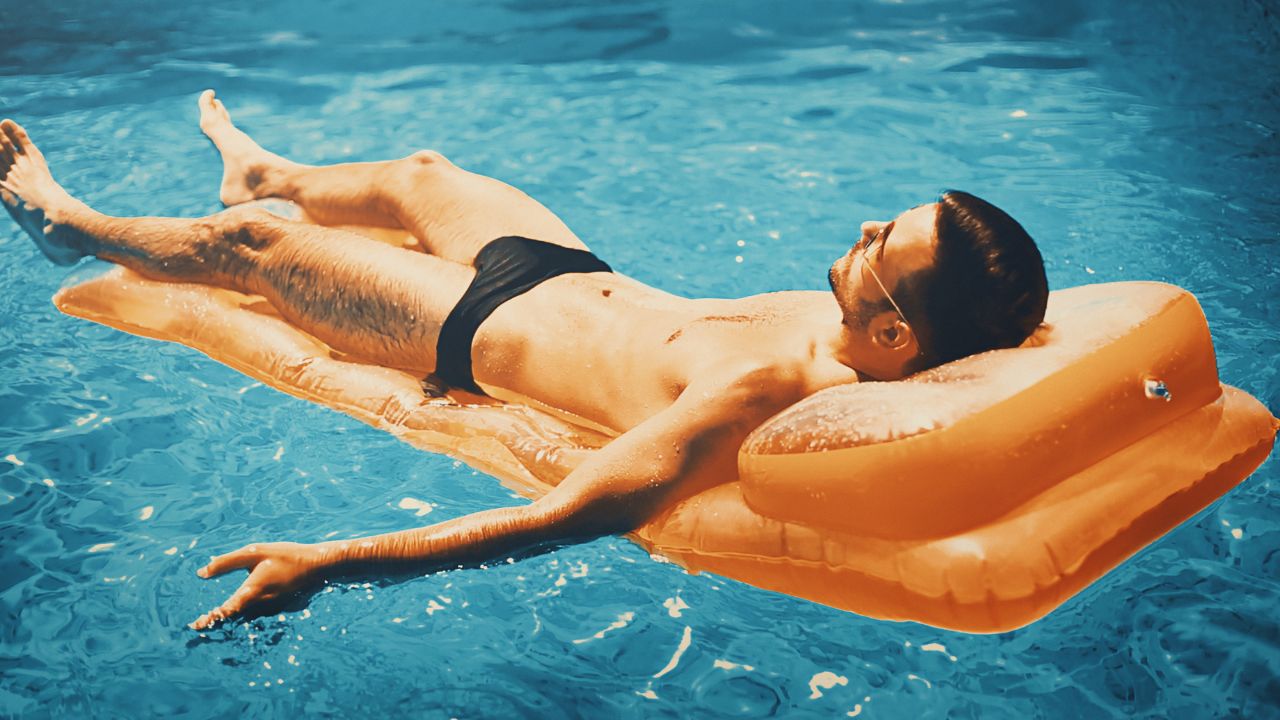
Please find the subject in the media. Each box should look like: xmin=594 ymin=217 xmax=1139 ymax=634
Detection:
xmin=190 ymin=369 xmax=796 ymax=629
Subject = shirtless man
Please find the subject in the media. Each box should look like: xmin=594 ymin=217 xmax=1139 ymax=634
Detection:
xmin=0 ymin=91 xmax=1048 ymax=630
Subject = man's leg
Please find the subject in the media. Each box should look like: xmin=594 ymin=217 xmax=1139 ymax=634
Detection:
xmin=0 ymin=119 xmax=471 ymax=375
xmin=198 ymin=91 xmax=590 ymax=265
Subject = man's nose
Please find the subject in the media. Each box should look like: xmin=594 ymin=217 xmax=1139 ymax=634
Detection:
xmin=860 ymin=221 xmax=885 ymax=242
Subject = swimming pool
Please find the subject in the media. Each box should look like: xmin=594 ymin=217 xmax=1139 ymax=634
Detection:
xmin=2 ymin=0 xmax=1277 ymax=716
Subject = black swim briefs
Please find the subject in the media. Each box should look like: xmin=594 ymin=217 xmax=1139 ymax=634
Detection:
xmin=431 ymin=236 xmax=612 ymax=394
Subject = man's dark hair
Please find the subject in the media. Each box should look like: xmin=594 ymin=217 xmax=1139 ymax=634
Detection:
xmin=894 ymin=190 xmax=1049 ymax=372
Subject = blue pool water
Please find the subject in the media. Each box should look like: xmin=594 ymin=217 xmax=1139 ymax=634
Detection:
xmin=2 ymin=0 xmax=1278 ymax=716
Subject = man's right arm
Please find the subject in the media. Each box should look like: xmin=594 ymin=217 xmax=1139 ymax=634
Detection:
xmin=191 ymin=367 xmax=801 ymax=628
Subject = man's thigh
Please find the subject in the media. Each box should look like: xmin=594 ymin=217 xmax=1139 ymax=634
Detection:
xmin=384 ymin=150 xmax=592 ymax=265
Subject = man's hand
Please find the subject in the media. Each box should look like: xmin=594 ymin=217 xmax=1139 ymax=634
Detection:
xmin=185 ymin=370 xmax=798 ymax=631
xmin=191 ymin=541 xmax=329 ymax=630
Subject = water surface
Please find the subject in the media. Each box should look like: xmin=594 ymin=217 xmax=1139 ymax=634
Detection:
xmin=1 ymin=1 xmax=1278 ymax=717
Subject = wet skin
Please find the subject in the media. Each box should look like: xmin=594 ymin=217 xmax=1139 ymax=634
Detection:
xmin=0 ymin=94 xmax=940 ymax=628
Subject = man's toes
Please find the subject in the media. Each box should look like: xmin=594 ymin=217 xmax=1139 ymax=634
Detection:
xmin=0 ymin=120 xmax=42 ymax=165
xmin=199 ymin=90 xmax=229 ymax=123
xmin=1 ymin=120 xmax=27 ymax=153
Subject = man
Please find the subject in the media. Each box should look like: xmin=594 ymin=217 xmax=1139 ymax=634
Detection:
xmin=0 ymin=91 xmax=1048 ymax=630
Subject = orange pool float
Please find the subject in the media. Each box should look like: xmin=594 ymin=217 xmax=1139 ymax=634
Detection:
xmin=53 ymin=215 xmax=1277 ymax=633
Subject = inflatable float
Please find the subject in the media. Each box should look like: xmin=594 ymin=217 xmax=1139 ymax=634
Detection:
xmin=53 ymin=211 xmax=1278 ymax=633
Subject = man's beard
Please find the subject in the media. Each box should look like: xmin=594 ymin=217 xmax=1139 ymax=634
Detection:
xmin=850 ymin=297 xmax=891 ymax=329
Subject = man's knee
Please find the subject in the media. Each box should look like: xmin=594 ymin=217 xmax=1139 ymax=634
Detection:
xmin=384 ymin=150 xmax=455 ymax=190
xmin=207 ymin=206 xmax=280 ymax=253
xmin=408 ymin=149 xmax=449 ymax=166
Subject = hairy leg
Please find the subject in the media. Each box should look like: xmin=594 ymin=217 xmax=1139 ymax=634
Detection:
xmin=198 ymin=90 xmax=589 ymax=264
xmin=0 ymin=119 xmax=471 ymax=374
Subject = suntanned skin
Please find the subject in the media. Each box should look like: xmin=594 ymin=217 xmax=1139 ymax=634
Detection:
xmin=0 ymin=91 xmax=940 ymax=629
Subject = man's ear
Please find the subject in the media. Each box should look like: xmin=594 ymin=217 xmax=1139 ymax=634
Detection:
xmin=869 ymin=312 xmax=915 ymax=353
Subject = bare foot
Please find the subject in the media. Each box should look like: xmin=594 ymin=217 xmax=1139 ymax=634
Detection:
xmin=198 ymin=89 xmax=296 ymax=207
xmin=0 ymin=119 xmax=88 ymax=265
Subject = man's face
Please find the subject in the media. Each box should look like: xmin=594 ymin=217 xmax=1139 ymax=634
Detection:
xmin=828 ymin=203 xmax=939 ymax=327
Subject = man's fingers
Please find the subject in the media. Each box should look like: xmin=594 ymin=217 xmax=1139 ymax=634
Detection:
xmin=197 ymin=545 xmax=262 ymax=579
xmin=190 ymin=579 xmax=259 ymax=630
xmin=187 ymin=542 xmax=316 ymax=630
xmin=190 ymin=607 xmax=230 ymax=630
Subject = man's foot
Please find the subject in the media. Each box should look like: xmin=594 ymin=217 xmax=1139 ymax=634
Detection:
xmin=198 ymin=89 xmax=296 ymax=207
xmin=0 ymin=119 xmax=88 ymax=266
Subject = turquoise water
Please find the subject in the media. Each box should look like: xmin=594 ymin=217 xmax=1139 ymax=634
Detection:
xmin=2 ymin=0 xmax=1278 ymax=716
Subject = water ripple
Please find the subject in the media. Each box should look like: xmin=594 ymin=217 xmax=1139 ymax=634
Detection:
xmin=1 ymin=0 xmax=1277 ymax=717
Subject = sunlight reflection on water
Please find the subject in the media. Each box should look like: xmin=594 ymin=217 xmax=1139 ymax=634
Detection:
xmin=1 ymin=0 xmax=1277 ymax=716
